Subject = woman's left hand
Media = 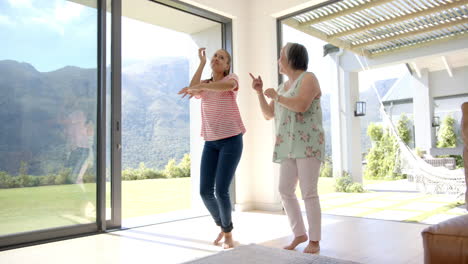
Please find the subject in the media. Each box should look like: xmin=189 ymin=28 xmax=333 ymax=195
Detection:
xmin=177 ymin=87 xmax=190 ymax=98
xmin=187 ymin=84 xmax=202 ymax=93
xmin=264 ymin=88 xmax=278 ymax=101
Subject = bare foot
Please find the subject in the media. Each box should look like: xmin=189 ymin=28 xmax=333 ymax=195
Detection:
xmin=283 ymin=234 xmax=308 ymax=250
xmin=303 ymin=241 xmax=320 ymax=254
xmin=222 ymin=232 xmax=234 ymax=249
xmin=213 ymin=231 xmax=224 ymax=245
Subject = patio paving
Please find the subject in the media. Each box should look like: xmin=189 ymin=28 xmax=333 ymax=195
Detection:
xmin=316 ymin=189 xmax=466 ymax=225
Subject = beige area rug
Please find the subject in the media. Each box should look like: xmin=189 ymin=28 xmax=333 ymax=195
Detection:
xmin=183 ymin=244 xmax=359 ymax=264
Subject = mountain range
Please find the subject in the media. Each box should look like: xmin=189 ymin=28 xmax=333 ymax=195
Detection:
xmin=0 ymin=58 xmax=395 ymax=175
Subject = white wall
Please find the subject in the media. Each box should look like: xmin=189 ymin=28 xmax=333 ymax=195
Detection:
xmin=430 ymin=66 xmax=468 ymax=98
xmin=181 ymin=0 xmax=328 ymax=211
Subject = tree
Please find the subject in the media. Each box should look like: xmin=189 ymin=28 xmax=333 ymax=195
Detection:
xmin=397 ymin=113 xmax=411 ymax=145
xmin=367 ymin=123 xmax=383 ymax=143
xmin=437 ymin=115 xmax=457 ymax=148
xmin=178 ymin=153 xmax=191 ymax=177
xmin=364 ymin=123 xmax=403 ymax=180
xmin=164 ymin=159 xmax=181 ymax=178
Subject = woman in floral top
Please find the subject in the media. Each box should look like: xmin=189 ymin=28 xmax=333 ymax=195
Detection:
xmin=250 ymin=42 xmax=324 ymax=254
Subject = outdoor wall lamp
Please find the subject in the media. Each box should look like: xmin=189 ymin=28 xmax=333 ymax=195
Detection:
xmin=432 ymin=116 xmax=440 ymax=127
xmin=354 ymin=101 xmax=366 ymax=117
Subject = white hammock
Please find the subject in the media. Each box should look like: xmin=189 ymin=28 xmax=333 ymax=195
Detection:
xmin=381 ymin=106 xmax=465 ymax=197
xmin=357 ymin=54 xmax=466 ymax=197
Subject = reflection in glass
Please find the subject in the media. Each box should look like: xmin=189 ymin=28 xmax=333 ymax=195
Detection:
xmin=0 ymin=0 xmax=97 ymax=236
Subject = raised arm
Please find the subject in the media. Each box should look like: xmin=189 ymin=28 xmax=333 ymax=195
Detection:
xmin=192 ymin=78 xmax=237 ymax=92
xmin=250 ymin=73 xmax=274 ymax=120
xmin=189 ymin=48 xmax=206 ymax=87
xmin=265 ymin=72 xmax=321 ymax=113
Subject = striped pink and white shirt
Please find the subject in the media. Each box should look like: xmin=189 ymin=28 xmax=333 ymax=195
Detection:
xmin=198 ymin=74 xmax=246 ymax=141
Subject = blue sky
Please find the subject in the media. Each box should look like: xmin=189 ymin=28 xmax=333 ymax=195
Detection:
xmin=0 ymin=0 xmax=196 ymax=72
xmin=0 ymin=0 xmax=405 ymax=91
xmin=0 ymin=0 xmax=98 ymax=72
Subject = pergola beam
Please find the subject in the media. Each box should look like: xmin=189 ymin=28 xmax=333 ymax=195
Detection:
xmin=412 ymin=61 xmax=422 ymax=78
xmin=283 ymin=18 xmax=371 ymax=57
xmin=299 ymin=0 xmax=395 ymax=27
xmin=328 ymin=0 xmax=468 ymax=39
xmin=441 ymin=55 xmax=453 ymax=77
xmin=370 ymin=31 xmax=468 ymax=58
xmin=352 ymin=17 xmax=468 ymax=49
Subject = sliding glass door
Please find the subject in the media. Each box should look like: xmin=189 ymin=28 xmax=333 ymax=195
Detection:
xmin=0 ymin=0 xmax=110 ymax=247
xmin=0 ymin=0 xmax=232 ymax=248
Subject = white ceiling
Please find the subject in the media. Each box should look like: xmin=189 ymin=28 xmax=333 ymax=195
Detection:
xmin=122 ymin=0 xmax=219 ymax=35
xmin=71 ymin=0 xmax=220 ymax=34
xmin=411 ymin=48 xmax=468 ymax=73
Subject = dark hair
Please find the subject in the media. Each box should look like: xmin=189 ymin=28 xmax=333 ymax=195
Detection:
xmin=285 ymin=43 xmax=308 ymax=71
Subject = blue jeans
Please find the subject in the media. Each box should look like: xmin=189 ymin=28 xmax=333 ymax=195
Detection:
xmin=200 ymin=133 xmax=243 ymax=233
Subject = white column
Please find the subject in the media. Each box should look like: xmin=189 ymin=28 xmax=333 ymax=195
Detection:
xmin=413 ymin=69 xmax=433 ymax=152
xmin=330 ymin=53 xmax=343 ymax=178
xmin=345 ymin=72 xmax=363 ymax=183
xmin=329 ymin=52 xmax=362 ymax=182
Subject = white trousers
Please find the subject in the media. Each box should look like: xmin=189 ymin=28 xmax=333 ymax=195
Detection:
xmin=279 ymin=157 xmax=321 ymax=241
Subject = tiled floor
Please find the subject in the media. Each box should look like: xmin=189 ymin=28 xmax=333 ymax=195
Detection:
xmin=319 ymin=190 xmax=466 ymax=224
xmin=0 ymin=211 xmax=428 ymax=264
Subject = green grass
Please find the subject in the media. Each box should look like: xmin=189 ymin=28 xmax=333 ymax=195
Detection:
xmin=3 ymin=176 xmax=461 ymax=236
xmin=122 ymin=178 xmax=191 ymax=218
xmin=0 ymin=178 xmax=191 ymax=236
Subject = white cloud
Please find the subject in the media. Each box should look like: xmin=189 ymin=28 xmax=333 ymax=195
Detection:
xmin=122 ymin=17 xmax=198 ymax=61
xmin=8 ymin=0 xmax=33 ymax=8
xmin=54 ymin=1 xmax=84 ymax=23
xmin=27 ymin=16 xmax=65 ymax=35
xmin=5 ymin=0 xmax=88 ymax=35
xmin=0 ymin=15 xmax=14 ymax=26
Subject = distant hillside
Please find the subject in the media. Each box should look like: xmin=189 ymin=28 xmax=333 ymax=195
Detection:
xmin=121 ymin=58 xmax=190 ymax=170
xmin=0 ymin=58 xmax=190 ymax=175
xmin=0 ymin=58 xmax=397 ymax=175
xmin=0 ymin=60 xmax=97 ymax=175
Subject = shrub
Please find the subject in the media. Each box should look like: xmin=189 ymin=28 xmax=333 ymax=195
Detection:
xmin=452 ymin=155 xmax=463 ymax=169
xmin=364 ymin=123 xmax=403 ymax=180
xmin=164 ymin=159 xmax=183 ymax=178
xmin=319 ymin=159 xmax=332 ymax=178
xmin=0 ymin=172 xmax=11 ymax=188
xmin=39 ymin=175 xmax=56 ymax=186
xmin=178 ymin=154 xmax=191 ymax=178
xmin=122 ymin=169 xmax=139 ymax=181
xmin=335 ymin=173 xmax=353 ymax=192
xmin=7 ymin=177 xmax=22 ymax=188
xmin=346 ymin=182 xmax=364 ymax=193
xmin=83 ymin=171 xmax=95 ymax=183
xmin=437 ymin=115 xmax=457 ymax=148
xmin=367 ymin=123 xmax=383 ymax=142
xmin=335 ymin=172 xmax=364 ymax=193
xmin=143 ymin=170 xmax=165 ymax=179
xmin=55 ymin=168 xmax=71 ymax=185
xmin=397 ymin=113 xmax=411 ymax=145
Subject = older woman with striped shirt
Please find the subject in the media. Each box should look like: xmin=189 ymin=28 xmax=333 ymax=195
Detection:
xmin=178 ymin=48 xmax=245 ymax=249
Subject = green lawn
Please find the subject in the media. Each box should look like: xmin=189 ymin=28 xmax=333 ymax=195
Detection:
xmin=0 ymin=178 xmax=191 ymax=236
xmin=3 ymin=177 xmax=448 ymax=236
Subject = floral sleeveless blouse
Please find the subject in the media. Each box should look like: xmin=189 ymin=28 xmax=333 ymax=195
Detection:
xmin=273 ymin=72 xmax=325 ymax=163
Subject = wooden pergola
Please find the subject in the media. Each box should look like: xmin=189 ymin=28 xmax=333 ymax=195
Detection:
xmin=283 ymin=0 xmax=468 ymax=57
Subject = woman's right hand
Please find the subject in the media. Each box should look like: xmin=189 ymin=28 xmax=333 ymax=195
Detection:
xmin=249 ymin=73 xmax=263 ymax=95
xmin=198 ymin=48 xmax=206 ymax=65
